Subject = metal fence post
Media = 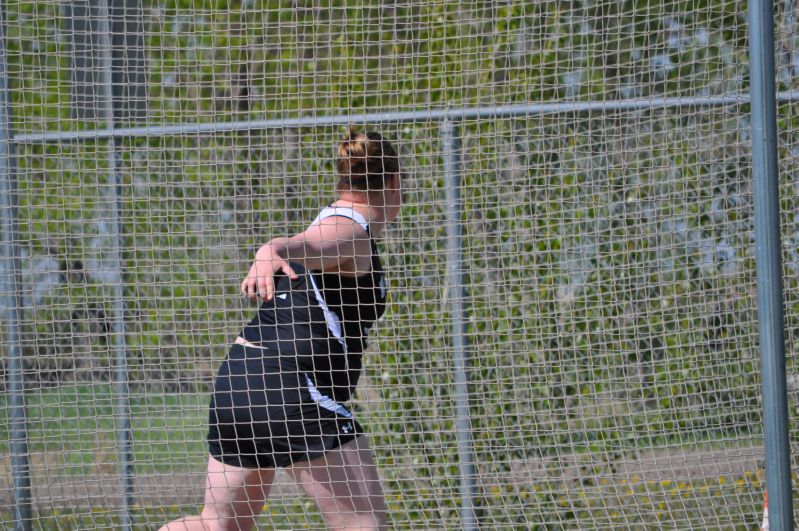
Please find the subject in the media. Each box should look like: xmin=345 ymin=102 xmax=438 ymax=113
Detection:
xmin=748 ymin=0 xmax=794 ymax=529
xmin=441 ymin=119 xmax=476 ymax=530
xmin=97 ymin=1 xmax=134 ymax=527
xmin=0 ymin=4 xmax=31 ymax=529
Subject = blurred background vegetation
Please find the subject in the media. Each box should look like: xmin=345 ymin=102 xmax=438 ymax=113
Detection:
xmin=2 ymin=0 xmax=799 ymax=527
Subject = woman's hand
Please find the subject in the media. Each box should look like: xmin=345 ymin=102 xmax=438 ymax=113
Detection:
xmin=241 ymin=241 xmax=299 ymax=302
xmin=241 ymin=218 xmax=368 ymax=301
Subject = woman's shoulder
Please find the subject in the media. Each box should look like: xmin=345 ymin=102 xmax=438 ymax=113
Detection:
xmin=313 ymin=205 xmax=370 ymax=232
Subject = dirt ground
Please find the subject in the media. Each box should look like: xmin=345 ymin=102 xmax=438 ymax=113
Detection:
xmin=0 ymin=444 xmax=774 ymax=512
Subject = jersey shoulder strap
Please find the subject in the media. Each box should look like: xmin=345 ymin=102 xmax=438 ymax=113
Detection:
xmin=312 ymin=207 xmax=369 ymax=232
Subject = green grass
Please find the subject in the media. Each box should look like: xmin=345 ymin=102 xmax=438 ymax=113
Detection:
xmin=0 ymin=384 xmax=335 ymax=528
xmin=0 ymin=384 xmax=772 ymax=529
xmin=0 ymin=501 xmax=328 ymax=530
xmin=0 ymin=384 xmax=208 ymax=475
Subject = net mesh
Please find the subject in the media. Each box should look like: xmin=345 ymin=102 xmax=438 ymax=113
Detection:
xmin=1 ymin=0 xmax=796 ymax=528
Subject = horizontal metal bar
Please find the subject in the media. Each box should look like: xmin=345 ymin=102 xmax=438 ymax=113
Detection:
xmin=11 ymin=91 xmax=799 ymax=144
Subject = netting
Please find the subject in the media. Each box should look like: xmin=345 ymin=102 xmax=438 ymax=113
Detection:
xmin=1 ymin=0 xmax=797 ymax=529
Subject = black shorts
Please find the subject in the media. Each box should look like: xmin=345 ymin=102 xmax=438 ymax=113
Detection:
xmin=207 ymin=343 xmax=363 ymax=469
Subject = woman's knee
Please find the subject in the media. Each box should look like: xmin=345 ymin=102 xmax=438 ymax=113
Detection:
xmin=197 ymin=506 xmax=258 ymax=531
xmin=312 ymin=492 xmax=387 ymax=531
xmin=322 ymin=509 xmax=387 ymax=531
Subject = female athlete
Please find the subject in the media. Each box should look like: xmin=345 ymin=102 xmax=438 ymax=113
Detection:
xmin=161 ymin=129 xmax=401 ymax=531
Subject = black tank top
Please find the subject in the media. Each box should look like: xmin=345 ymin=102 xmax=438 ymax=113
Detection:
xmin=240 ymin=207 xmax=387 ymax=399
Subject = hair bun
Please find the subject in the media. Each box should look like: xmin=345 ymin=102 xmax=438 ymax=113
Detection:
xmin=336 ymin=128 xmax=399 ymax=191
xmin=338 ymin=127 xmax=369 ymax=175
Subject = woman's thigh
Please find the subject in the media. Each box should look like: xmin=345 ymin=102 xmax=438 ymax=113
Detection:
xmin=285 ymin=436 xmax=387 ymax=529
xmin=199 ymin=454 xmax=276 ymax=530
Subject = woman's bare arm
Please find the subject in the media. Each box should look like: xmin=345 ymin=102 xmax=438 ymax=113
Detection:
xmin=241 ymin=216 xmax=371 ymax=301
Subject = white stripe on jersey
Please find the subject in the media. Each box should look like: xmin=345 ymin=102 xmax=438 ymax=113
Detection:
xmin=304 ymin=373 xmax=353 ymax=418
xmin=312 ymin=207 xmax=369 ymax=232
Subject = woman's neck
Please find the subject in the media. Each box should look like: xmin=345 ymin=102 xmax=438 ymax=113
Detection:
xmin=331 ymin=193 xmax=388 ymax=236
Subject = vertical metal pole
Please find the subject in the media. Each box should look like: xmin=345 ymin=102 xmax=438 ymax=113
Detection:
xmin=748 ymin=1 xmax=794 ymax=530
xmin=441 ymin=120 xmax=476 ymax=530
xmin=0 ymin=6 xmax=31 ymax=530
xmin=97 ymin=2 xmax=133 ymax=528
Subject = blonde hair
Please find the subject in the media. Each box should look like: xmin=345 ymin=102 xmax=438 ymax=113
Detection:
xmin=336 ymin=128 xmax=399 ymax=191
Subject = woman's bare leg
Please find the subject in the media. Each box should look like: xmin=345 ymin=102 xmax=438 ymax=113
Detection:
xmin=159 ymin=455 xmax=275 ymax=531
xmin=285 ymin=436 xmax=388 ymax=531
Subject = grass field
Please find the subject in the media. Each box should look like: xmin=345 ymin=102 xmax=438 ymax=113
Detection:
xmin=0 ymin=384 xmax=327 ymax=528
xmin=1 ymin=501 xmax=328 ymax=530
xmin=1 ymin=383 xmax=774 ymax=530
xmin=0 ymin=384 xmax=208 ymax=476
